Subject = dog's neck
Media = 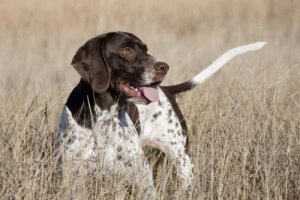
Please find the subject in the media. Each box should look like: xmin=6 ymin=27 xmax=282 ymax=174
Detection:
xmin=66 ymin=79 xmax=140 ymax=132
xmin=65 ymin=79 xmax=114 ymax=128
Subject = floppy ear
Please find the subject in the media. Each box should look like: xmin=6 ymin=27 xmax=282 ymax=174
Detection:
xmin=71 ymin=35 xmax=110 ymax=93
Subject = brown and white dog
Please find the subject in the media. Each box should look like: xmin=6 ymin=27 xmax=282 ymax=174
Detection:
xmin=56 ymin=31 xmax=266 ymax=198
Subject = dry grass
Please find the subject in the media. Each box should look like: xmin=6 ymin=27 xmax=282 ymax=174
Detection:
xmin=0 ymin=0 xmax=299 ymax=199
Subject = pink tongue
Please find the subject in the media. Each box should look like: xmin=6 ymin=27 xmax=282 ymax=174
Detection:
xmin=138 ymin=87 xmax=159 ymax=102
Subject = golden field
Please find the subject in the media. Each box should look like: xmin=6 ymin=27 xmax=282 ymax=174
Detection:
xmin=0 ymin=0 xmax=299 ymax=199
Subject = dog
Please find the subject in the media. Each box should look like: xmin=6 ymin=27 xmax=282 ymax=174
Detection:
xmin=56 ymin=31 xmax=266 ymax=198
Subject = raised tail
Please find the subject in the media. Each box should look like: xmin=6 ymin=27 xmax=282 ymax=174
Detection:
xmin=163 ymin=42 xmax=267 ymax=95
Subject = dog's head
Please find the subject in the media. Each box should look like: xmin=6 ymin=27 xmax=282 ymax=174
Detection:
xmin=71 ymin=31 xmax=169 ymax=103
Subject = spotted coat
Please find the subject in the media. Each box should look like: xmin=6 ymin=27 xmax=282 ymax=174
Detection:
xmin=56 ymin=87 xmax=193 ymax=198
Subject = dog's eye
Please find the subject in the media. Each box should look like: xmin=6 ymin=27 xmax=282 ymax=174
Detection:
xmin=121 ymin=47 xmax=135 ymax=55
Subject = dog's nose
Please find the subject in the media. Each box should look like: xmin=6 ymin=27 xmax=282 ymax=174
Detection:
xmin=154 ymin=62 xmax=169 ymax=73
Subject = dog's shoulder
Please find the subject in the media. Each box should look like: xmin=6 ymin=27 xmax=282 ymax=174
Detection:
xmin=159 ymin=86 xmax=188 ymax=136
xmin=136 ymin=87 xmax=188 ymax=136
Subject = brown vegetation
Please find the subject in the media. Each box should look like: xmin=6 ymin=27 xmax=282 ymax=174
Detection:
xmin=0 ymin=0 xmax=299 ymax=199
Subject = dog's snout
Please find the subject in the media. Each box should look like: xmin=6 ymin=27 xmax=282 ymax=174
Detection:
xmin=154 ymin=62 xmax=169 ymax=73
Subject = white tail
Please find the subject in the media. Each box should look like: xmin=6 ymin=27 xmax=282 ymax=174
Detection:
xmin=191 ymin=42 xmax=267 ymax=85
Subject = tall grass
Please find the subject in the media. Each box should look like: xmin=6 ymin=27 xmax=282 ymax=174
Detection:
xmin=0 ymin=0 xmax=299 ymax=199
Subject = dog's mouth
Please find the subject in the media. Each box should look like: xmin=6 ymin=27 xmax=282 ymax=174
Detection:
xmin=119 ymin=81 xmax=161 ymax=102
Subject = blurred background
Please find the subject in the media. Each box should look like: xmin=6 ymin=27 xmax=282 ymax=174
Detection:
xmin=1 ymin=0 xmax=299 ymax=96
xmin=0 ymin=0 xmax=299 ymax=199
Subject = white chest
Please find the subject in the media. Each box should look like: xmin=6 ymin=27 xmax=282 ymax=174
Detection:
xmin=57 ymin=104 xmax=141 ymax=167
